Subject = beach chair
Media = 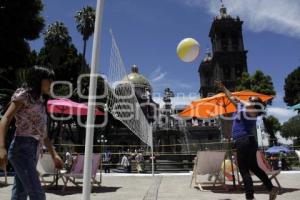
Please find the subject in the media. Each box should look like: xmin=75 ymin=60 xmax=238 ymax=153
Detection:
xmin=235 ymin=151 xmax=281 ymax=190
xmin=190 ymin=150 xmax=227 ymax=191
xmin=36 ymin=153 xmax=59 ymax=187
xmin=0 ymin=164 xmax=7 ymax=185
xmin=61 ymin=153 xmax=101 ymax=191
xmin=256 ymin=151 xmax=281 ymax=189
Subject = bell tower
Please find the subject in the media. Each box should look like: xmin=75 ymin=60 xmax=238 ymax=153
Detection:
xmin=199 ymin=3 xmax=248 ymax=97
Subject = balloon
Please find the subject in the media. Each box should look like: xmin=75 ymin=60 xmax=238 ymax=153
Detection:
xmin=176 ymin=38 xmax=200 ymax=63
xmin=221 ymin=159 xmax=237 ymax=173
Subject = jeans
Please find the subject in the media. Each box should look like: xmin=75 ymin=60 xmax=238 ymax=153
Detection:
xmin=8 ymin=136 xmax=45 ymax=200
xmin=103 ymin=161 xmax=110 ymax=173
xmin=235 ymin=136 xmax=273 ymax=199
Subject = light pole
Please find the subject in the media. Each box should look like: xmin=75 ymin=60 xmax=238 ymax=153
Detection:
xmin=163 ymin=88 xmax=174 ymax=129
xmin=145 ymin=87 xmax=155 ymax=176
xmin=97 ymin=134 xmax=107 ymax=181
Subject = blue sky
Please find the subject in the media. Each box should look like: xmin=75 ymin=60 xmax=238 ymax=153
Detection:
xmin=30 ymin=0 xmax=300 ymax=122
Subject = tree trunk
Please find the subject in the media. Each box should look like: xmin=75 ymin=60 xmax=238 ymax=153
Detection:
xmin=82 ymin=39 xmax=87 ymax=72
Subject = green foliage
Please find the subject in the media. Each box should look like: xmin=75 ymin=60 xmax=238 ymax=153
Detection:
xmin=15 ymin=68 xmax=28 ymax=88
xmin=0 ymin=0 xmax=44 ymax=85
xmin=262 ymin=115 xmax=281 ymax=146
xmin=236 ymin=70 xmax=276 ymax=96
xmin=37 ymin=22 xmax=87 ymax=87
xmin=44 ymin=22 xmax=72 ymax=47
xmin=0 ymin=68 xmax=29 ymax=115
xmin=52 ymin=85 xmax=71 ymax=97
xmin=0 ymin=0 xmax=43 ymax=111
xmin=73 ymin=74 xmax=108 ymax=104
xmin=0 ymin=88 xmax=14 ymax=116
xmin=281 ymin=115 xmax=300 ymax=145
xmin=236 ymin=72 xmax=251 ymax=91
xmin=284 ymin=66 xmax=300 ymax=106
xmin=75 ymin=6 xmax=95 ymax=41
xmin=75 ymin=6 xmax=95 ymax=71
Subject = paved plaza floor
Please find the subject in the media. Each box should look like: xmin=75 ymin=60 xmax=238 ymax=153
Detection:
xmin=1 ymin=172 xmax=300 ymax=200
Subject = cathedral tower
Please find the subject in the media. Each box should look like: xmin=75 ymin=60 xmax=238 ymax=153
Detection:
xmin=199 ymin=4 xmax=248 ymax=97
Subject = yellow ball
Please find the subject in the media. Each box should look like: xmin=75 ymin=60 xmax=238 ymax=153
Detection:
xmin=176 ymin=38 xmax=200 ymax=63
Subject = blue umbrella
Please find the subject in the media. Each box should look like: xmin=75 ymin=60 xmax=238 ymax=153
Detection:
xmin=266 ymin=146 xmax=294 ymax=154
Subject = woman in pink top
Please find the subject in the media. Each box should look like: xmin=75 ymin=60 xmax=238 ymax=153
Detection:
xmin=0 ymin=66 xmax=64 ymax=200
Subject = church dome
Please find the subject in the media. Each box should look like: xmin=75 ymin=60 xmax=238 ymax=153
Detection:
xmin=122 ymin=65 xmax=151 ymax=89
xmin=118 ymin=65 xmax=152 ymax=99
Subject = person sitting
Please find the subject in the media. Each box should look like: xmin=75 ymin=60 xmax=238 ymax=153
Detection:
xmin=64 ymin=151 xmax=74 ymax=172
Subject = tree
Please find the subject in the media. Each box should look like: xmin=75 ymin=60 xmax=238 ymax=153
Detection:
xmin=236 ymin=70 xmax=276 ymax=96
xmin=75 ymin=6 xmax=95 ymax=71
xmin=0 ymin=0 xmax=44 ymax=87
xmin=42 ymin=22 xmax=72 ymax=66
xmin=37 ymin=22 xmax=86 ymax=87
xmin=0 ymin=68 xmax=29 ymax=115
xmin=236 ymin=72 xmax=251 ymax=91
xmin=262 ymin=115 xmax=281 ymax=146
xmin=281 ymin=115 xmax=300 ymax=146
xmin=284 ymin=66 xmax=300 ymax=106
xmin=73 ymin=74 xmax=107 ymax=104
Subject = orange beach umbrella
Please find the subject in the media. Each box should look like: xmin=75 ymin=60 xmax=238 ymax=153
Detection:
xmin=179 ymin=90 xmax=273 ymax=118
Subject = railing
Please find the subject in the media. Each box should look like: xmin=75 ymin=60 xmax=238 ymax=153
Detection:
xmin=54 ymin=141 xmax=231 ymax=154
xmin=52 ymin=142 xmax=300 ymax=172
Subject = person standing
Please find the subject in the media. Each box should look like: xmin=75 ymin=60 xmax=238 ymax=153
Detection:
xmin=121 ymin=154 xmax=130 ymax=173
xmin=135 ymin=151 xmax=144 ymax=173
xmin=216 ymin=81 xmax=279 ymax=200
xmin=191 ymin=116 xmax=199 ymax=126
xmin=103 ymin=151 xmax=111 ymax=173
xmin=0 ymin=66 xmax=64 ymax=200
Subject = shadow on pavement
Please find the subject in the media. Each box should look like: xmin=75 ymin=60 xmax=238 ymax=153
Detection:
xmin=44 ymin=186 xmax=122 ymax=196
xmin=195 ymin=185 xmax=300 ymax=195
xmin=0 ymin=183 xmax=11 ymax=188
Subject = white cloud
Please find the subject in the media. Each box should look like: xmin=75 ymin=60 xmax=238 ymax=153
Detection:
xmin=266 ymin=106 xmax=297 ymax=123
xmin=153 ymin=73 xmax=166 ymax=82
xmin=149 ymin=66 xmax=193 ymax=92
xmin=276 ymin=132 xmax=294 ymax=145
xmin=150 ymin=66 xmax=166 ymax=82
xmin=152 ymin=72 xmax=166 ymax=82
xmin=182 ymin=0 xmax=300 ymax=39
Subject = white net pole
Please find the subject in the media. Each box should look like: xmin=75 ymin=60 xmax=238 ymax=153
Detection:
xmin=150 ymin=123 xmax=154 ymax=176
xmin=82 ymin=1 xmax=104 ymax=199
